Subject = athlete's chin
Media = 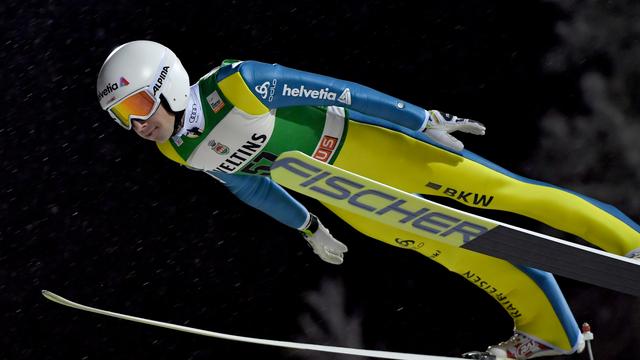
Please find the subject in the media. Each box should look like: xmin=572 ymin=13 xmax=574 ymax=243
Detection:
xmin=152 ymin=131 xmax=172 ymax=143
xmin=138 ymin=129 xmax=171 ymax=142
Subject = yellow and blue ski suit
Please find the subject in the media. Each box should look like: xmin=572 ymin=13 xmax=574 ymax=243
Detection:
xmin=156 ymin=60 xmax=640 ymax=353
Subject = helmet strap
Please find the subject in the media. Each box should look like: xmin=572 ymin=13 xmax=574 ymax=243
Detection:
xmin=158 ymin=94 xmax=185 ymax=137
xmin=171 ymin=109 xmax=185 ymax=137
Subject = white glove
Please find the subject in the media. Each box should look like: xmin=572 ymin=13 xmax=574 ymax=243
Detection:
xmin=422 ymin=110 xmax=486 ymax=151
xmin=300 ymin=214 xmax=348 ymax=265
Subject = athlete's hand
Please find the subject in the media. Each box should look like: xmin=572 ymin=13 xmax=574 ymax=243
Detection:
xmin=301 ymin=215 xmax=348 ymax=265
xmin=422 ymin=110 xmax=485 ymax=151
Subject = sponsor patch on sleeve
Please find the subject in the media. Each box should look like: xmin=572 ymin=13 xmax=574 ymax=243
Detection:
xmin=206 ymin=91 xmax=225 ymax=113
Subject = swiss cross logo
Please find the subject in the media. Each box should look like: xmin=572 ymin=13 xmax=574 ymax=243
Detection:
xmin=313 ymin=135 xmax=338 ymax=162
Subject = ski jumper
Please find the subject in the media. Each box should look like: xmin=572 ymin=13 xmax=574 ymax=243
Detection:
xmin=156 ymin=60 xmax=640 ymax=353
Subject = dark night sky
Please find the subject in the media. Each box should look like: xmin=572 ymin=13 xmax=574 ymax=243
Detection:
xmin=2 ymin=1 xmax=639 ymax=360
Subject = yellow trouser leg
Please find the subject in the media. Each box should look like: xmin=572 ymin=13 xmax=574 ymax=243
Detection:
xmin=323 ymin=204 xmax=575 ymax=351
xmin=334 ymin=122 xmax=640 ymax=255
xmin=326 ymin=120 xmax=640 ymax=350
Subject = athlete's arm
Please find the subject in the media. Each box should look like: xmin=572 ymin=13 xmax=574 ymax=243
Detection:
xmin=206 ymin=170 xmax=309 ymax=229
xmin=216 ymin=60 xmax=485 ymax=151
xmin=205 ymin=171 xmax=348 ymax=264
xmin=216 ymin=60 xmax=429 ymax=130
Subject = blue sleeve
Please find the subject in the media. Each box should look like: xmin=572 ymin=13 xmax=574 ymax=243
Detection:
xmin=205 ymin=170 xmax=310 ymax=230
xmin=216 ymin=60 xmax=429 ymax=131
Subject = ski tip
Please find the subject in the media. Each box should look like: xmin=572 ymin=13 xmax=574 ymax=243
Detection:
xmin=41 ymin=290 xmax=56 ymax=300
xmin=41 ymin=290 xmax=67 ymax=305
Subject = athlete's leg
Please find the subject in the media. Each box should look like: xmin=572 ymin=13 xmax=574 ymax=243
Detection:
xmin=335 ymin=116 xmax=640 ymax=255
xmin=323 ymin=204 xmax=582 ymax=353
xmin=326 ymin=119 xmax=640 ymax=352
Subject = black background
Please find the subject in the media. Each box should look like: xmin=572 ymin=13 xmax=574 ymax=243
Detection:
xmin=2 ymin=1 xmax=638 ymax=359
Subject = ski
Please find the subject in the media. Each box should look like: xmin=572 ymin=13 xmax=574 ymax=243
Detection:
xmin=461 ymin=352 xmax=499 ymax=360
xmin=41 ymin=290 xmax=467 ymax=360
xmin=270 ymin=151 xmax=640 ymax=297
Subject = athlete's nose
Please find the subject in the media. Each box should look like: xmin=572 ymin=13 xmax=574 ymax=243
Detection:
xmin=131 ymin=119 xmax=146 ymax=131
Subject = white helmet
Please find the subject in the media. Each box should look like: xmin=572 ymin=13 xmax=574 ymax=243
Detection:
xmin=96 ymin=40 xmax=190 ymax=129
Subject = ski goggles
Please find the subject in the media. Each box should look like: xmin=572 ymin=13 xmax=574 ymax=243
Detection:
xmin=107 ymin=88 xmax=161 ymax=130
xmin=106 ymin=51 xmax=172 ymax=130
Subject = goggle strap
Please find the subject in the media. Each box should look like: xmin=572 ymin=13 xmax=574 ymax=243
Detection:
xmin=147 ymin=51 xmax=171 ymax=101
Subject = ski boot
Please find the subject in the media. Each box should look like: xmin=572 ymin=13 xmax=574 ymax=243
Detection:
xmin=626 ymin=247 xmax=640 ymax=261
xmin=463 ymin=332 xmax=583 ymax=359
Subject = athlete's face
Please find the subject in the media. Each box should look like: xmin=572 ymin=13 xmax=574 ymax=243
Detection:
xmin=131 ymin=102 xmax=175 ymax=142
